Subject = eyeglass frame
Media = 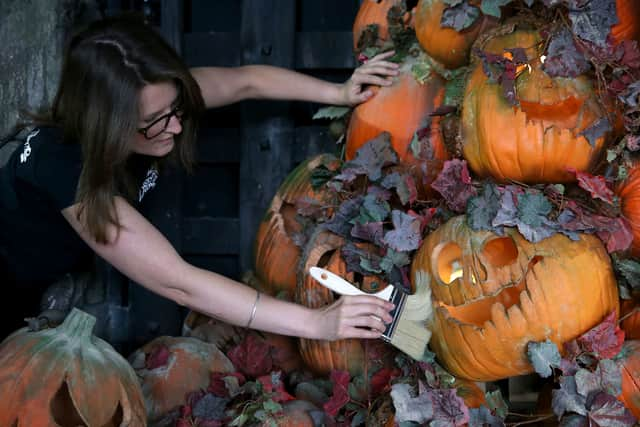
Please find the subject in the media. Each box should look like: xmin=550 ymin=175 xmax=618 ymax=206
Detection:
xmin=137 ymin=103 xmax=184 ymax=140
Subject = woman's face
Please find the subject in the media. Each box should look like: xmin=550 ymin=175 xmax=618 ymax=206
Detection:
xmin=131 ymin=81 xmax=183 ymax=157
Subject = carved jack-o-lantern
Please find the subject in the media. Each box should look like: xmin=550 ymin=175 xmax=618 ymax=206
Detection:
xmin=411 ymin=215 xmax=619 ymax=381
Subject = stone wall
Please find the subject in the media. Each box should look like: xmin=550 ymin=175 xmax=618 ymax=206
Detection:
xmin=0 ymin=0 xmax=101 ymax=136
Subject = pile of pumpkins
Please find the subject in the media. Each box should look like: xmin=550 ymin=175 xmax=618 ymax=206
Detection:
xmin=1 ymin=0 xmax=640 ymax=425
xmin=252 ymin=0 xmax=640 ymax=420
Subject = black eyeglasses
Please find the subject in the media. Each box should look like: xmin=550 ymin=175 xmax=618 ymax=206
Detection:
xmin=137 ymin=104 xmax=184 ymax=139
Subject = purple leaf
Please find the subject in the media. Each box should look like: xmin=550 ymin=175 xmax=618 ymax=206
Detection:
xmin=441 ymin=1 xmax=480 ymax=31
xmin=552 ymin=376 xmax=588 ymax=417
xmin=430 ymin=388 xmax=470 ymax=426
xmin=381 ymin=171 xmax=418 ymax=205
xmin=527 ymin=340 xmax=562 ymax=378
xmin=383 ymin=210 xmax=422 ymax=252
xmin=568 ymin=0 xmax=617 ymax=48
xmin=345 ymin=132 xmax=398 ymax=181
xmin=543 ymin=28 xmax=591 ymax=77
xmin=578 ymin=117 xmax=612 ymax=148
xmin=587 ymin=393 xmax=637 ymax=427
xmin=431 ymin=159 xmax=477 ymax=212
xmin=390 ymin=383 xmax=434 ymax=424
xmin=466 ymin=182 xmax=502 ymax=231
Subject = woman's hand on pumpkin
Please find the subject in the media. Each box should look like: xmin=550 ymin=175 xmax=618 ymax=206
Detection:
xmin=316 ymin=295 xmax=395 ymax=341
xmin=340 ymin=50 xmax=399 ymax=106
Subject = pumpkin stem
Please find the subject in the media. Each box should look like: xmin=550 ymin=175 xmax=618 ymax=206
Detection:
xmin=57 ymin=308 xmax=96 ymax=341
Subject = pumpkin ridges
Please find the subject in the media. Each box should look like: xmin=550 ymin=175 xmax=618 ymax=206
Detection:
xmin=617 ymin=163 xmax=640 ymax=255
xmin=617 ymin=340 xmax=640 ymax=418
xmin=414 ymin=216 xmax=619 ymax=381
xmin=461 ymin=25 xmax=611 ymax=183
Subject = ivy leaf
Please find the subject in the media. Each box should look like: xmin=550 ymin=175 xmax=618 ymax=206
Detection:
xmin=568 ymin=0 xmax=617 ymax=48
xmin=383 ymin=210 xmax=423 ymax=252
xmin=527 ymin=339 xmax=562 ymax=378
xmin=430 ymin=388 xmax=470 ymax=426
xmin=351 ymin=221 xmax=385 ymax=246
xmin=480 ymin=0 xmax=513 ymax=18
xmin=485 ymin=390 xmax=509 ymax=419
xmin=576 ymin=311 xmax=625 ymax=360
xmin=323 ymin=196 xmax=363 ymax=238
xmin=381 ymin=171 xmax=418 ymax=205
xmin=344 ymin=132 xmax=398 ymax=182
xmin=323 ymin=370 xmax=351 ymax=417
xmin=441 ymin=1 xmax=481 ymax=31
xmin=357 ymin=193 xmax=391 ymax=223
xmin=587 ymin=392 xmax=637 ymax=427
xmin=390 ymin=383 xmax=434 ymax=424
xmin=493 ymin=189 xmax=556 ymax=243
xmin=431 ymin=159 xmax=478 ymax=213
xmin=467 ymin=182 xmax=502 ymax=231
xmin=468 ymin=406 xmax=505 ymax=427
xmin=380 ymin=248 xmax=411 ymax=273
xmin=613 ymin=258 xmax=640 ymax=292
xmin=312 ymin=106 xmax=350 ymax=120
xmin=578 ymin=117 xmax=612 ymax=148
xmin=341 ymin=242 xmax=383 ymax=276
xmin=552 ymin=376 xmax=588 ymax=417
xmin=228 ymin=334 xmax=274 ymax=378
xmin=543 ymin=28 xmax=591 ymax=78
xmin=575 ymin=359 xmax=622 ymax=398
xmin=569 ymin=169 xmax=615 ymax=204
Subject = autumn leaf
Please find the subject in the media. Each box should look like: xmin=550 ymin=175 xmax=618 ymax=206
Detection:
xmin=227 ymin=334 xmax=274 ymax=378
xmin=467 ymin=182 xmax=502 ymax=231
xmin=390 ymin=383 xmax=434 ymax=423
xmin=587 ymin=393 xmax=636 ymax=427
xmin=527 ymin=340 xmax=562 ymax=378
xmin=567 ymin=0 xmax=617 ymax=48
xmin=430 ymin=388 xmax=470 ymax=426
xmin=543 ymin=28 xmax=591 ymax=78
xmin=576 ymin=311 xmax=625 ymax=360
xmin=441 ymin=0 xmax=481 ymax=31
xmin=431 ymin=159 xmax=477 ymax=212
xmin=552 ymin=376 xmax=588 ymax=417
xmin=383 ymin=210 xmax=423 ymax=251
xmin=343 ymin=132 xmax=398 ymax=181
xmin=145 ymin=343 xmax=171 ymax=370
xmin=323 ymin=370 xmax=351 ymax=417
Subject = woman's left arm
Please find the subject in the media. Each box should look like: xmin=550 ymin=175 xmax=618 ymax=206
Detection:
xmin=191 ymin=50 xmax=398 ymax=109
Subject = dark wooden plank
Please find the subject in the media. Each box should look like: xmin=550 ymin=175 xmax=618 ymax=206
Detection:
xmin=195 ymin=128 xmax=241 ymax=163
xmin=295 ymin=31 xmax=357 ymax=69
xmin=292 ymin=125 xmax=340 ymax=163
xmin=239 ymin=0 xmax=296 ymax=274
xmin=183 ymin=32 xmax=241 ymax=67
xmin=182 ymin=217 xmax=240 ymax=255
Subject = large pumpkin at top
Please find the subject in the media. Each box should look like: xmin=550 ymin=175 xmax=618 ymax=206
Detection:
xmin=411 ymin=215 xmax=619 ymax=381
xmin=345 ymin=55 xmax=448 ymax=190
xmin=253 ymin=154 xmax=336 ymax=299
xmin=414 ymin=0 xmax=496 ymax=69
xmin=296 ymin=228 xmax=396 ymax=376
xmin=0 ymin=308 xmax=146 ymax=426
xmin=352 ymin=0 xmax=406 ymax=51
xmin=461 ymin=24 xmax=612 ymax=183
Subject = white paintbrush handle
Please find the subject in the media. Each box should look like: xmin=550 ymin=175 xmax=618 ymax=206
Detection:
xmin=309 ymin=267 xmax=394 ymax=300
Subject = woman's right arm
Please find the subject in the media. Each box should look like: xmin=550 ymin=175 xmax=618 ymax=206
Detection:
xmin=61 ymin=197 xmax=393 ymax=340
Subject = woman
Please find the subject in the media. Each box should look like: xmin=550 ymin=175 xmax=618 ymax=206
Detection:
xmin=0 ymin=15 xmax=399 ymax=341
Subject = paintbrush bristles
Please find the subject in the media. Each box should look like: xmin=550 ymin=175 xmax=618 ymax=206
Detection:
xmin=390 ymin=319 xmax=432 ymax=361
xmin=387 ymin=270 xmax=434 ymax=361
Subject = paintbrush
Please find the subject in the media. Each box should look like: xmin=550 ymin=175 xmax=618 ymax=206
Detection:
xmin=309 ymin=266 xmax=433 ymax=361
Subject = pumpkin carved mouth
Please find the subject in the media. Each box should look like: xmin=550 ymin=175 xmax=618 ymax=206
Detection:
xmin=434 ymin=236 xmax=543 ymax=328
xmin=410 ymin=215 xmax=619 ymax=381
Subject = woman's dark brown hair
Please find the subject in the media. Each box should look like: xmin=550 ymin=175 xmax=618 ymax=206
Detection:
xmin=50 ymin=13 xmax=204 ymax=243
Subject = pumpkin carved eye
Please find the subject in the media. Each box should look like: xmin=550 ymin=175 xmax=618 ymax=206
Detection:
xmin=480 ymin=237 xmax=519 ymax=268
xmin=434 ymin=242 xmax=463 ymax=285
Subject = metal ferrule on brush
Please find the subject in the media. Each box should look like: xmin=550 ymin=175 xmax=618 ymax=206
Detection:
xmin=381 ymin=286 xmax=407 ymax=343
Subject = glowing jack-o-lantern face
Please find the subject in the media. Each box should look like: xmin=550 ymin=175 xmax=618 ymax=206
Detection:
xmin=411 ymin=215 xmax=619 ymax=381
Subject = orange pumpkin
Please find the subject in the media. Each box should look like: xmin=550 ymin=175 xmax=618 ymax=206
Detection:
xmin=411 ymin=215 xmax=619 ymax=381
xmin=414 ymin=0 xmax=496 ymax=69
xmin=620 ymin=296 xmax=640 ymax=340
xmin=617 ymin=340 xmax=640 ymax=418
xmin=128 ymin=335 xmax=235 ymax=421
xmin=612 ymin=0 xmax=640 ymax=45
xmin=254 ymin=154 xmax=336 ymax=299
xmin=0 ymin=308 xmax=146 ymax=426
xmin=353 ymin=0 xmax=405 ymax=51
xmin=345 ymin=55 xmax=448 ymax=190
xmin=461 ymin=25 xmax=612 ymax=183
xmin=617 ymin=161 xmax=640 ymax=256
xmin=296 ymin=228 xmax=396 ymax=375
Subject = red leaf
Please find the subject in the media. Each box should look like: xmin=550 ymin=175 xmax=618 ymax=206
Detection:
xmin=208 ymin=372 xmax=245 ymax=397
xmin=227 ymin=334 xmax=273 ymax=378
xmin=568 ymin=168 xmax=615 ymax=204
xmin=323 ymin=370 xmax=351 ymax=417
xmin=370 ymin=367 xmax=402 ymax=397
xmin=257 ymin=372 xmax=296 ymax=402
xmin=145 ymin=344 xmax=171 ymax=370
xmin=576 ymin=311 xmax=625 ymax=359
xmin=596 ymin=217 xmax=634 ymax=253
